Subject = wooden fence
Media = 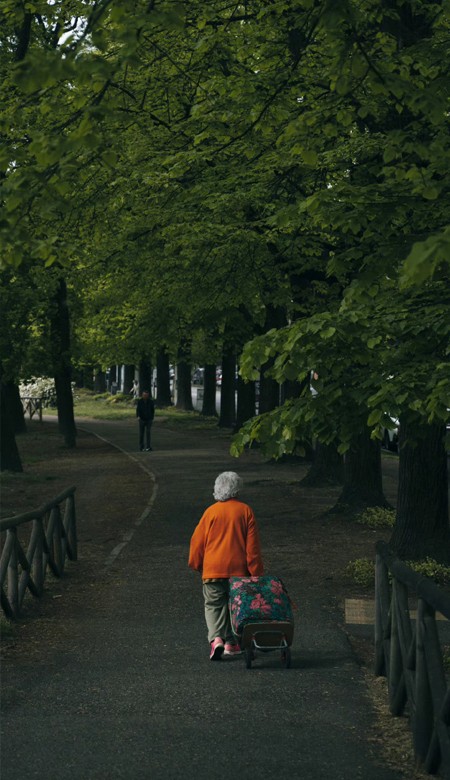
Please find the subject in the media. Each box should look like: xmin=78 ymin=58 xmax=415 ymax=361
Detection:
xmin=21 ymin=396 xmax=43 ymax=421
xmin=0 ymin=487 xmax=77 ymax=619
xmin=375 ymin=541 xmax=450 ymax=778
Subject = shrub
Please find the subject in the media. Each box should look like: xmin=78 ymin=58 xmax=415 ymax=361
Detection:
xmin=106 ymin=392 xmax=132 ymax=405
xmin=345 ymin=556 xmax=450 ymax=590
xmin=407 ymin=558 xmax=450 ymax=586
xmin=443 ymin=650 xmax=450 ymax=672
xmin=344 ymin=558 xmax=375 ymax=588
xmin=356 ymin=507 xmax=396 ymax=528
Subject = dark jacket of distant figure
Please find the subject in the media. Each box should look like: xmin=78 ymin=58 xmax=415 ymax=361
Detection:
xmin=136 ymin=397 xmax=155 ymax=422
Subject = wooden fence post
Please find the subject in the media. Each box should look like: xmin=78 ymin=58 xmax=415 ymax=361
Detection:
xmin=7 ymin=529 xmax=19 ymax=618
xmin=31 ymin=518 xmax=44 ymax=595
xmin=0 ymin=487 xmax=77 ymax=620
xmin=375 ymin=553 xmax=389 ymax=676
xmin=413 ymin=599 xmax=434 ymax=764
xmin=388 ymin=582 xmax=407 ymax=715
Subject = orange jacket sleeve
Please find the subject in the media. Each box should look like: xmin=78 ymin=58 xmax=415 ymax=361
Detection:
xmin=188 ymin=518 xmax=206 ymax=573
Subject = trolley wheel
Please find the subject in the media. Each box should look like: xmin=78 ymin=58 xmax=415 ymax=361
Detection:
xmin=245 ymin=648 xmax=253 ymax=669
xmin=282 ymin=647 xmax=291 ymax=668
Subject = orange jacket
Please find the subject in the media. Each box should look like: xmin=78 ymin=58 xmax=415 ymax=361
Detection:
xmin=188 ymin=498 xmax=264 ymax=580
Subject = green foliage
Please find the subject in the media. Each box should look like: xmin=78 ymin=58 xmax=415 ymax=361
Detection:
xmin=407 ymin=558 xmax=450 ymax=586
xmin=444 ymin=651 xmax=450 ymax=673
xmin=344 ymin=558 xmax=375 ymax=588
xmin=345 ymin=556 xmax=450 ymax=589
xmin=105 ymin=393 xmax=133 ymax=405
xmin=2 ymin=1 xmax=450 ymax=477
xmin=356 ymin=508 xmax=396 ymax=529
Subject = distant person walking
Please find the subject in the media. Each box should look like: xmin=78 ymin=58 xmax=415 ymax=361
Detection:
xmin=136 ymin=390 xmax=155 ymax=452
xmin=130 ymin=379 xmax=139 ymax=400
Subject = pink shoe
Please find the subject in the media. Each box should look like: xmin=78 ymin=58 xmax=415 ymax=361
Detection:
xmin=210 ymin=637 xmax=224 ymax=660
xmin=224 ymin=642 xmax=241 ymax=656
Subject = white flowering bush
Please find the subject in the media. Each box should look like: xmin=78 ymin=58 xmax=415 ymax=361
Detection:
xmin=19 ymin=377 xmax=75 ymax=406
xmin=20 ymin=377 xmax=55 ymax=398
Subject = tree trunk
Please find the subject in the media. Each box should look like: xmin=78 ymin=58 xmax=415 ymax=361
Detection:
xmin=123 ymin=364 xmax=134 ymax=394
xmin=390 ymin=417 xmax=449 ymax=562
xmin=201 ymin=364 xmax=217 ymax=417
xmin=281 ymin=379 xmax=303 ymax=403
xmin=258 ymin=305 xmax=286 ymax=415
xmin=301 ymin=441 xmax=344 ymax=487
xmin=139 ymin=358 xmax=152 ymax=394
xmin=93 ymin=369 xmax=106 ymax=393
xmin=73 ymin=367 xmax=94 ymax=390
xmin=332 ymin=427 xmax=388 ymax=514
xmin=176 ymin=363 xmax=194 ymax=410
xmin=234 ymin=376 xmax=256 ymax=432
xmin=219 ymin=351 xmax=236 ymax=428
xmin=5 ymin=381 xmax=27 ymax=434
xmin=156 ymin=348 xmax=173 ymax=407
xmin=0 ymin=382 xmax=23 ymax=472
xmin=50 ymin=277 xmax=76 ymax=448
xmin=175 ymin=342 xmax=193 ymax=411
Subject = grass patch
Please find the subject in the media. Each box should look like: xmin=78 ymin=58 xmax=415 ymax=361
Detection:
xmin=43 ymin=388 xmax=136 ymax=420
xmin=45 ymin=390 xmax=222 ymax=428
xmin=157 ymin=407 xmax=221 ymax=430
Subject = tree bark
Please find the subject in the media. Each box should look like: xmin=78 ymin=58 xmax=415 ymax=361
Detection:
xmin=156 ymin=348 xmax=172 ymax=406
xmin=302 ymin=441 xmax=344 ymax=487
xmin=234 ymin=376 xmax=256 ymax=432
xmin=0 ymin=381 xmax=23 ymax=472
xmin=93 ymin=369 xmax=106 ymax=393
xmin=201 ymin=364 xmax=217 ymax=417
xmin=123 ymin=364 xmax=134 ymax=394
xmin=258 ymin=305 xmax=286 ymax=415
xmin=72 ymin=367 xmax=94 ymax=390
xmin=5 ymin=381 xmax=27 ymax=434
xmin=175 ymin=341 xmax=193 ymax=411
xmin=332 ymin=427 xmax=389 ymax=514
xmin=390 ymin=417 xmax=449 ymax=562
xmin=259 ymin=371 xmax=280 ymax=414
xmin=138 ymin=358 xmax=152 ymax=394
xmin=50 ymin=277 xmax=76 ymax=448
xmin=218 ymin=351 xmax=236 ymax=428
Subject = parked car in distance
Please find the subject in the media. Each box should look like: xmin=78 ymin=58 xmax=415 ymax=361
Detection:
xmin=192 ymin=368 xmax=204 ymax=385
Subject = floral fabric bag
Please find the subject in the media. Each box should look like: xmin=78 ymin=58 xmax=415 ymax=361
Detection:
xmin=229 ymin=575 xmax=294 ymax=637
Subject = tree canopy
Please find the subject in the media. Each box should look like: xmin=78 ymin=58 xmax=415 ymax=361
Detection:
xmin=1 ymin=2 xmax=449 ymax=545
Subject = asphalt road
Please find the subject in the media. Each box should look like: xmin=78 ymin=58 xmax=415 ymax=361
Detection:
xmin=1 ymin=419 xmax=404 ymax=780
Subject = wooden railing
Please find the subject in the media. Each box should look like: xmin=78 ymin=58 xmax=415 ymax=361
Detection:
xmin=375 ymin=541 xmax=450 ymax=778
xmin=0 ymin=487 xmax=77 ymax=619
xmin=20 ymin=396 xmax=43 ymax=421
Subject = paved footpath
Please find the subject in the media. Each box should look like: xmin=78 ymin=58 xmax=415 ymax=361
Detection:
xmin=1 ymin=419 xmax=404 ymax=780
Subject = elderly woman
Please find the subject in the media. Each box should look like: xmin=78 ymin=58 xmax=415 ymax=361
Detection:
xmin=188 ymin=471 xmax=264 ymax=660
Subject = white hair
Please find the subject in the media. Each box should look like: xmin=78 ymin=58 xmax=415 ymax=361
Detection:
xmin=213 ymin=471 xmax=243 ymax=502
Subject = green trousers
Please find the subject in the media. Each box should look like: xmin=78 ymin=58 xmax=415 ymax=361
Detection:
xmin=202 ymin=580 xmax=234 ymax=644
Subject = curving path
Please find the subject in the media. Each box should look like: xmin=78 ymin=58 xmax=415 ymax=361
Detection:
xmin=1 ymin=418 xmax=404 ymax=780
